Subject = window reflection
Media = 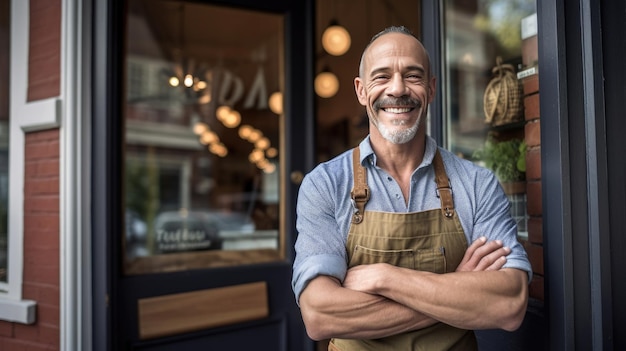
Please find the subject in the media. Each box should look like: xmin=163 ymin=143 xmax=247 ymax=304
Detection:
xmin=444 ymin=0 xmax=536 ymax=157
xmin=124 ymin=0 xmax=283 ymax=274
xmin=443 ymin=0 xmax=536 ymax=239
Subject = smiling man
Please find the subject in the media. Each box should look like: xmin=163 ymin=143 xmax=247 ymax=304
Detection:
xmin=292 ymin=26 xmax=531 ymax=351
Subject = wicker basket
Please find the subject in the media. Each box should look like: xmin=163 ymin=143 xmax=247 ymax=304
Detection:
xmin=483 ymin=57 xmax=524 ymax=126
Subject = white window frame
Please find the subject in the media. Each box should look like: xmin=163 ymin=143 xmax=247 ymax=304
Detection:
xmin=0 ymin=0 xmax=60 ymax=324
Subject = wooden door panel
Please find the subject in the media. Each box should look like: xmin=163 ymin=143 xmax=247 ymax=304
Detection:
xmin=137 ymin=281 xmax=269 ymax=340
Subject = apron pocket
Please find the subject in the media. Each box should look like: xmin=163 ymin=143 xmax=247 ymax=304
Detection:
xmin=350 ymin=245 xmax=415 ymax=269
xmin=415 ymin=247 xmax=446 ymax=273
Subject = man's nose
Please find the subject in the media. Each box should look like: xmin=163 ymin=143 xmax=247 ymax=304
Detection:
xmin=387 ymin=74 xmax=408 ymax=96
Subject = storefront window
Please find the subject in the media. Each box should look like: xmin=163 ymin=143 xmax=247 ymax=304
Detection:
xmin=0 ymin=0 xmax=9 ymax=284
xmin=442 ymin=0 xmax=536 ymax=238
xmin=443 ymin=0 xmax=544 ymax=303
xmin=124 ymin=0 xmax=283 ymax=275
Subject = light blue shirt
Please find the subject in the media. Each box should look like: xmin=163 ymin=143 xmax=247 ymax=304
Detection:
xmin=292 ymin=136 xmax=532 ymax=303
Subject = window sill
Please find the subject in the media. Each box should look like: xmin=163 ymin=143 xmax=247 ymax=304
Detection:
xmin=0 ymin=298 xmax=36 ymax=324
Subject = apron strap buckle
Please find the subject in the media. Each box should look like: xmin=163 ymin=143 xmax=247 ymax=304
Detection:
xmin=435 ymin=185 xmax=452 ymax=198
xmin=351 ymin=188 xmax=370 ymax=224
xmin=433 ymin=150 xmax=456 ymax=219
xmin=351 ymin=148 xmax=370 ymax=224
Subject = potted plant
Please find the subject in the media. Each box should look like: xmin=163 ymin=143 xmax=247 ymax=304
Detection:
xmin=473 ymin=137 xmax=527 ymax=194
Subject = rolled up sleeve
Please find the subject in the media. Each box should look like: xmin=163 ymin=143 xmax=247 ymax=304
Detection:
xmin=292 ymin=254 xmax=347 ymax=305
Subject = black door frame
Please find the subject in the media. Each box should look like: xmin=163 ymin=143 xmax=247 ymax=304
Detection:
xmin=91 ymin=0 xmax=316 ymax=349
xmin=603 ymin=1 xmax=626 ymax=350
xmin=539 ymin=0 xmax=616 ymax=349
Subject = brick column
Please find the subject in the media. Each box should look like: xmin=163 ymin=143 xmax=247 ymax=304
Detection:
xmin=522 ymin=72 xmax=543 ymax=301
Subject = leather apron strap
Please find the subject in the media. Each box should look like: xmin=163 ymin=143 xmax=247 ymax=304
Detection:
xmin=350 ymin=147 xmax=455 ymax=221
xmin=433 ymin=150 xmax=455 ymax=218
xmin=350 ymin=148 xmax=370 ymax=224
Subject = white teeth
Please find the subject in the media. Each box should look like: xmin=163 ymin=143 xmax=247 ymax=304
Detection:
xmin=384 ymin=107 xmax=411 ymax=113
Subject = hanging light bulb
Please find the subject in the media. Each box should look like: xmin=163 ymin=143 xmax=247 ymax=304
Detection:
xmin=223 ymin=109 xmax=241 ymax=128
xmin=193 ymin=121 xmax=209 ymax=135
xmin=216 ymin=105 xmax=231 ymax=123
xmin=200 ymin=130 xmax=218 ymax=145
xmin=322 ymin=21 xmax=351 ymax=56
xmin=248 ymin=129 xmax=263 ymax=143
xmin=169 ymin=76 xmax=180 ymax=87
xmin=315 ymin=70 xmax=340 ymax=98
xmin=262 ymin=162 xmax=276 ymax=174
xmin=195 ymin=80 xmax=207 ymax=90
xmin=255 ymin=137 xmax=270 ymax=150
xmin=266 ymin=147 xmax=278 ymax=158
xmin=268 ymin=91 xmax=283 ymax=115
xmin=183 ymin=74 xmax=194 ymax=88
xmin=238 ymin=124 xmax=253 ymax=139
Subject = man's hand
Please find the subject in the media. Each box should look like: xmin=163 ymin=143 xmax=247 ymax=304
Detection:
xmin=456 ymin=236 xmax=510 ymax=272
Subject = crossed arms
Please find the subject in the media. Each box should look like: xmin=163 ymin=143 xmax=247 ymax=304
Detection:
xmin=298 ymin=237 xmax=529 ymax=341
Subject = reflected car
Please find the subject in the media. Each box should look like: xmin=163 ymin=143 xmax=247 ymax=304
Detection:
xmin=154 ymin=211 xmax=223 ymax=253
xmin=202 ymin=210 xmax=256 ymax=235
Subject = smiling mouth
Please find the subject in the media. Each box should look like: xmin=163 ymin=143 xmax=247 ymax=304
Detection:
xmin=375 ymin=97 xmax=422 ymax=113
xmin=382 ymin=107 xmax=414 ymax=114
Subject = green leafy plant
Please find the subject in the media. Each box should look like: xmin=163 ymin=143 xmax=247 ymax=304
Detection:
xmin=473 ymin=138 xmax=527 ymax=182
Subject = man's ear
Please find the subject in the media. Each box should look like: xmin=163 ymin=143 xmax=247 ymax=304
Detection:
xmin=428 ymin=76 xmax=437 ymax=103
xmin=354 ymin=77 xmax=367 ymax=106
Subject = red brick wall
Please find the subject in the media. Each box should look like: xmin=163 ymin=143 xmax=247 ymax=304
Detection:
xmin=23 ymin=129 xmax=60 ymax=349
xmin=28 ymin=0 xmax=61 ymax=102
xmin=522 ymin=72 xmax=544 ymax=301
xmin=0 ymin=0 xmax=61 ymax=349
xmin=0 ymin=130 xmax=61 ymax=350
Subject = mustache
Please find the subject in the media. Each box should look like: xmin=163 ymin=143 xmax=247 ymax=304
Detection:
xmin=373 ymin=96 xmax=422 ymax=111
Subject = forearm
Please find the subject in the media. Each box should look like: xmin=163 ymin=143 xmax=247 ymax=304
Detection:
xmin=298 ymin=275 xmax=437 ymax=340
xmin=377 ymin=266 xmax=528 ymax=331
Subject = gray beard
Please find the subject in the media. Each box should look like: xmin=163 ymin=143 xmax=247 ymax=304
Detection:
xmin=375 ymin=115 xmax=421 ymax=144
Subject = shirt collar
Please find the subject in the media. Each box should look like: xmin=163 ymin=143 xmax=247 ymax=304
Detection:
xmin=357 ymin=135 xmax=438 ymax=170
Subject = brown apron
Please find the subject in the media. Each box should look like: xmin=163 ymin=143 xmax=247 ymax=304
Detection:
xmin=329 ymin=148 xmax=477 ymax=351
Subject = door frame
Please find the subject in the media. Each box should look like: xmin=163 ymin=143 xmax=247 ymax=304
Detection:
xmin=91 ymin=0 xmax=315 ymax=349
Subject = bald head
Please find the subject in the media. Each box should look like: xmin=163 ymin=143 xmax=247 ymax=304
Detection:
xmin=358 ymin=26 xmax=432 ymax=79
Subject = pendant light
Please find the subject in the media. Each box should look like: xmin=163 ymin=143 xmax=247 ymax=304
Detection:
xmin=315 ymin=67 xmax=339 ymax=98
xmin=321 ymin=20 xmax=351 ymax=56
xmin=167 ymin=2 xmax=208 ymax=94
xmin=268 ymin=91 xmax=283 ymax=115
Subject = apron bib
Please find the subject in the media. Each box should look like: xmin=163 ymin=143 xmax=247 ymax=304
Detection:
xmin=329 ymin=148 xmax=477 ymax=351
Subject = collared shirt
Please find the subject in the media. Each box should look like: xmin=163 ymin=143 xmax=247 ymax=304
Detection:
xmin=292 ymin=136 xmax=532 ymax=303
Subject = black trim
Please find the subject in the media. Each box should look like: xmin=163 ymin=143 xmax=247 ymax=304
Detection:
xmin=540 ymin=0 xmax=619 ymax=349
xmin=538 ymin=1 xmax=575 ymax=348
xmin=92 ymin=0 xmax=125 ymax=350
xmin=283 ymin=0 xmax=316 ymax=263
xmin=420 ymin=1 xmax=443 ymax=145
xmin=603 ymin=0 xmax=626 ymax=349
xmin=578 ymin=1 xmax=613 ymax=348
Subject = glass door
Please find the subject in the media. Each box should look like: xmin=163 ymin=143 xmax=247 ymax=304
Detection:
xmin=93 ymin=0 xmax=313 ymax=349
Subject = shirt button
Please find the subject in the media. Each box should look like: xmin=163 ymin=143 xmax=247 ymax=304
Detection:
xmin=396 ymin=194 xmax=401 ymax=199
